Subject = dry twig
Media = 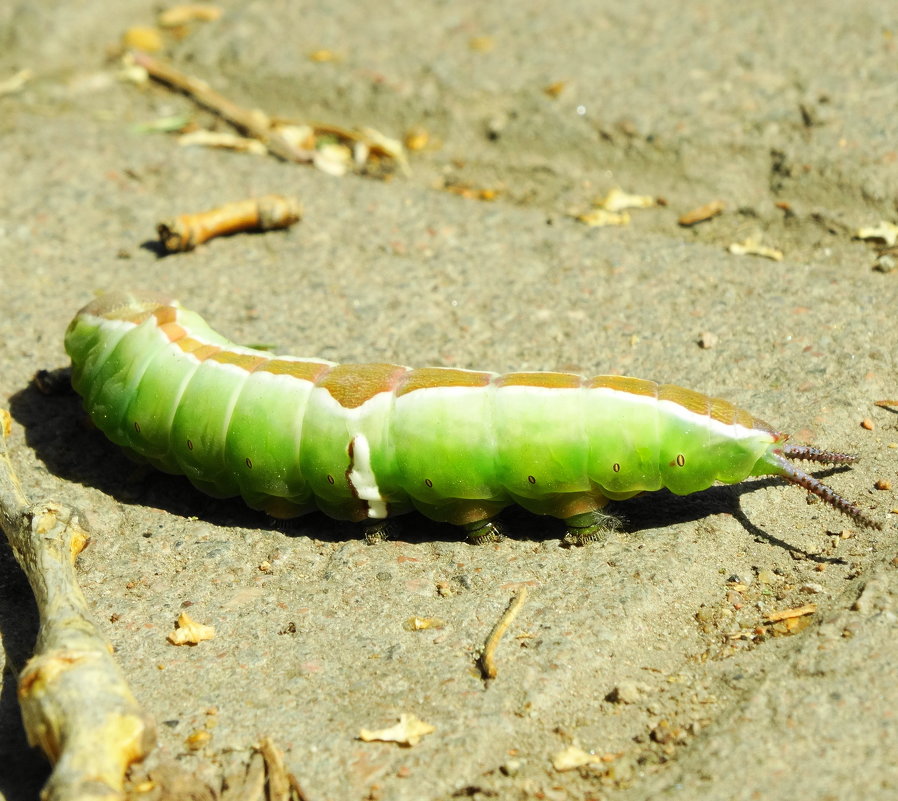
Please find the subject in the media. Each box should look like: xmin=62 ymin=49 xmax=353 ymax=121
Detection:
xmin=0 ymin=409 xmax=155 ymax=801
xmin=130 ymin=51 xmax=407 ymax=175
xmin=131 ymin=51 xmax=313 ymax=164
xmin=479 ymin=586 xmax=529 ymax=680
xmin=157 ymin=194 xmax=301 ymax=252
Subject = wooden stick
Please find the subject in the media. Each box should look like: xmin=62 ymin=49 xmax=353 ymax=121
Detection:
xmin=0 ymin=409 xmax=155 ymax=801
xmin=130 ymin=51 xmax=315 ymax=164
xmin=157 ymin=194 xmax=302 ymax=252
xmin=478 ymin=586 xmax=529 ymax=680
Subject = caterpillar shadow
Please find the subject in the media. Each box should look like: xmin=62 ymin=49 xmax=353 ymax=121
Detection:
xmin=8 ymin=377 xmax=852 ymax=556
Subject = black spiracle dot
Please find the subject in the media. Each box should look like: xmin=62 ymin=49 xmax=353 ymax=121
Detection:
xmin=186 ymin=439 xmax=194 ymax=451
xmin=245 ymin=457 xmax=253 ymax=469
xmin=326 ymin=474 xmax=335 ymax=485
xmin=676 ymin=453 xmax=686 ymax=467
xmin=424 ymin=478 xmax=433 ymax=488
xmin=527 ymin=475 xmax=537 ymax=485
xmin=612 ymin=463 xmax=621 ymax=473
xmin=133 ymin=421 xmax=141 ymax=434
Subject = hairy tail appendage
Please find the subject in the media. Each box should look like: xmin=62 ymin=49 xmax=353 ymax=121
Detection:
xmin=771 ymin=451 xmax=881 ymax=530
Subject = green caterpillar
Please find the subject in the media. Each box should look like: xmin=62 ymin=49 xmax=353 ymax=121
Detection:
xmin=64 ymin=291 xmax=881 ymax=539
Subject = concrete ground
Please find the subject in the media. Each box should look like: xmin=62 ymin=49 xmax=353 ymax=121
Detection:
xmin=1 ymin=1 xmax=897 ymax=799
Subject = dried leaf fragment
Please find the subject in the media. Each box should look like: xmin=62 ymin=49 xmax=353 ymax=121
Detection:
xmin=309 ymin=49 xmax=341 ymax=62
xmin=404 ymin=126 xmax=430 ymax=151
xmin=678 ymin=200 xmax=725 ymax=226
xmin=403 ymin=616 xmax=445 ymax=631
xmin=598 ymin=186 xmax=657 ymax=212
xmin=133 ymin=113 xmax=192 ymax=133
xmin=185 ymin=729 xmax=212 ymax=749
xmin=543 ymin=80 xmax=569 ymax=98
xmin=313 ymin=143 xmax=353 ymax=176
xmin=469 ymin=35 xmax=495 ymax=52
xmin=358 ymin=714 xmax=435 ymax=746
xmin=855 ymin=221 xmax=898 ymax=247
xmin=167 ymin=611 xmax=215 ymax=645
xmin=158 ymin=4 xmax=224 ymax=27
xmin=0 ymin=68 xmax=32 ymax=96
xmin=123 ymin=26 xmax=165 ymax=52
xmin=575 ymin=208 xmax=630 ymax=227
xmin=727 ymin=238 xmax=784 ymax=261
xmin=442 ymin=180 xmax=501 ymax=201
xmin=178 ymin=129 xmax=267 ymax=155
xmin=552 ymin=744 xmax=604 ymax=771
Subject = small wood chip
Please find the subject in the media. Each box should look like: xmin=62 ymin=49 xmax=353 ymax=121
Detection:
xmin=727 ymin=238 xmax=784 ymax=261
xmin=765 ymin=603 xmax=817 ymax=622
xmin=678 ymin=200 xmax=725 ymax=226
xmin=178 ymin=130 xmax=268 ymax=155
xmin=158 ymin=4 xmax=224 ymax=27
xmin=542 ymin=80 xmax=569 ymax=98
xmin=575 ymin=208 xmax=630 ymax=227
xmin=157 ymin=194 xmax=301 ymax=252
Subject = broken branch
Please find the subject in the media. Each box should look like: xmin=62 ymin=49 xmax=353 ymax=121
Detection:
xmin=0 ymin=409 xmax=155 ymax=801
xmin=131 ymin=50 xmax=313 ymax=163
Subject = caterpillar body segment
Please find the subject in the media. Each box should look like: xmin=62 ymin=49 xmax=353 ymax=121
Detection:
xmin=64 ymin=291 xmax=881 ymax=534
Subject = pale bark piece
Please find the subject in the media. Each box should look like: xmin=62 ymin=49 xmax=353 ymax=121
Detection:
xmin=0 ymin=409 xmax=156 ymax=801
xmin=157 ymin=194 xmax=302 ymax=252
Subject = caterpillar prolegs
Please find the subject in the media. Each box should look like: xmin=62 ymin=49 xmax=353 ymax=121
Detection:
xmin=64 ymin=291 xmax=881 ymax=539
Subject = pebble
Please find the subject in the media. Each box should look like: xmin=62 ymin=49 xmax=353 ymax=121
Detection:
xmin=606 ymin=680 xmax=649 ymax=704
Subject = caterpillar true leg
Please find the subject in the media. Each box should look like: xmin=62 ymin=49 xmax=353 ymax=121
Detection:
xmin=363 ymin=520 xmax=395 ymax=544
xmin=463 ymin=519 xmax=505 ymax=544
xmin=562 ymin=509 xmax=623 ymax=546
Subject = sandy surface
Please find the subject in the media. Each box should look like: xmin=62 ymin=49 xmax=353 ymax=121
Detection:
xmin=2 ymin=1 xmax=898 ymax=799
